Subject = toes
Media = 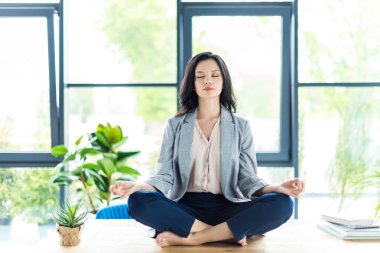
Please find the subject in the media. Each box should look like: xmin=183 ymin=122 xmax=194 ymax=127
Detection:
xmin=158 ymin=240 xmax=168 ymax=247
xmin=238 ymin=236 xmax=247 ymax=246
xmin=156 ymin=235 xmax=164 ymax=245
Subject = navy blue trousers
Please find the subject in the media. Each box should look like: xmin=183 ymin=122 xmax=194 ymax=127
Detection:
xmin=128 ymin=190 xmax=293 ymax=241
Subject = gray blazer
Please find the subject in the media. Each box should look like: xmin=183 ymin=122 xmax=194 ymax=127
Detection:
xmin=145 ymin=106 xmax=268 ymax=203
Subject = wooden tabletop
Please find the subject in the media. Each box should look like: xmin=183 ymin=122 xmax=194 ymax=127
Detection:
xmin=32 ymin=219 xmax=380 ymax=253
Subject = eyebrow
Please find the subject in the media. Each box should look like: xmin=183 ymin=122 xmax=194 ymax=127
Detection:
xmin=195 ymin=70 xmax=220 ymax=73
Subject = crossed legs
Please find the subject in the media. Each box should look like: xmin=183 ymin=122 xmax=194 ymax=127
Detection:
xmin=156 ymin=221 xmax=246 ymax=247
xmin=128 ymin=191 xmax=293 ymax=247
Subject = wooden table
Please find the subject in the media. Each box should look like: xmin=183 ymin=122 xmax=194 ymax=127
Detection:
xmin=32 ymin=219 xmax=380 ymax=253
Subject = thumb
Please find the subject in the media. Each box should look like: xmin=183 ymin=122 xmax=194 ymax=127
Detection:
xmin=120 ymin=185 xmax=140 ymax=199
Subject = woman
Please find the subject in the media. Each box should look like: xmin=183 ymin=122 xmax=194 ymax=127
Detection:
xmin=112 ymin=52 xmax=305 ymax=247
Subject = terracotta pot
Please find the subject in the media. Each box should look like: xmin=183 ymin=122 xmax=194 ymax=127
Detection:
xmin=56 ymin=224 xmax=83 ymax=246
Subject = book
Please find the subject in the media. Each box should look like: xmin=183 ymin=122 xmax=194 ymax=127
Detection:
xmin=322 ymin=220 xmax=380 ymax=237
xmin=317 ymin=221 xmax=380 ymax=240
xmin=321 ymin=212 xmax=378 ymax=228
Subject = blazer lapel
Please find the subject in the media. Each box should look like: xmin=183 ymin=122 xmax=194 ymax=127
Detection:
xmin=220 ymin=106 xmax=235 ymax=190
xmin=178 ymin=109 xmax=196 ymax=184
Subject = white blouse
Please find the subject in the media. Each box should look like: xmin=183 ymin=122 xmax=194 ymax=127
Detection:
xmin=187 ymin=117 xmax=222 ymax=194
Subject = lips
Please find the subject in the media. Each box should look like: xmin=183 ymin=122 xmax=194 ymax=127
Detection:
xmin=203 ymin=86 xmax=214 ymax=91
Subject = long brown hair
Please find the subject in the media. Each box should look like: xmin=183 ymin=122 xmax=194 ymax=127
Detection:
xmin=176 ymin=52 xmax=236 ymax=116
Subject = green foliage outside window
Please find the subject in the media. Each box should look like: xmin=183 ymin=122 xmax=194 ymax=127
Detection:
xmin=301 ymin=0 xmax=380 ymax=211
xmin=102 ymin=0 xmax=177 ymax=122
xmin=0 ymin=169 xmax=59 ymax=224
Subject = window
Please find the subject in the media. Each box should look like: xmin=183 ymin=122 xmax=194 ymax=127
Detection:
xmin=297 ymin=0 xmax=380 ymax=218
xmin=65 ymin=0 xmax=178 ymax=182
xmin=180 ymin=2 xmax=293 ymax=165
xmin=0 ymin=3 xmax=62 ymax=248
xmin=298 ymin=0 xmax=380 ymax=83
xmin=0 ymin=4 xmax=61 ymax=166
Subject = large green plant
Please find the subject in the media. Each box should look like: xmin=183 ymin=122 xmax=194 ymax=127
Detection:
xmin=51 ymin=123 xmax=140 ymax=213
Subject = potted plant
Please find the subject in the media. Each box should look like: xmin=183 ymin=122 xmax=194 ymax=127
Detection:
xmin=51 ymin=123 xmax=141 ymax=213
xmin=53 ymin=201 xmax=88 ymax=246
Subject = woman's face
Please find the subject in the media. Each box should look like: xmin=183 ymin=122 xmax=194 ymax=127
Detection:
xmin=194 ymin=59 xmax=223 ymax=100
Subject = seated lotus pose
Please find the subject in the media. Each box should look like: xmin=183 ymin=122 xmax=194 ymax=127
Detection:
xmin=112 ymin=52 xmax=305 ymax=247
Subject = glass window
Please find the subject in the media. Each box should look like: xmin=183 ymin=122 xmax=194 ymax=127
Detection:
xmin=258 ymin=167 xmax=294 ymax=185
xmin=298 ymin=0 xmax=380 ymax=83
xmin=66 ymin=0 xmax=177 ymax=84
xmin=192 ymin=16 xmax=282 ymax=152
xmin=0 ymin=168 xmax=58 ymax=249
xmin=298 ymin=87 xmax=380 ymax=218
xmin=0 ymin=18 xmax=51 ymax=151
xmin=67 ymin=87 xmax=177 ymax=182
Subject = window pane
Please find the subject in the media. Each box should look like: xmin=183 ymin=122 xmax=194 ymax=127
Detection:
xmin=66 ymin=0 xmax=176 ymax=84
xmin=0 ymin=18 xmax=51 ymax=151
xmin=0 ymin=168 xmax=58 ymax=249
xmin=193 ymin=16 xmax=282 ymax=152
xmin=258 ymin=167 xmax=294 ymax=185
xmin=298 ymin=87 xmax=380 ymax=218
xmin=299 ymin=0 xmax=380 ymax=82
xmin=67 ymin=87 xmax=177 ymax=197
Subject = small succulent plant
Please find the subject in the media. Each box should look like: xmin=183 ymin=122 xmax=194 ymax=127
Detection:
xmin=53 ymin=201 xmax=88 ymax=228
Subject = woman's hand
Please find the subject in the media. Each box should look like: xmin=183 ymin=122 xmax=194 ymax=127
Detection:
xmin=111 ymin=181 xmax=140 ymax=199
xmin=276 ymin=178 xmax=305 ymax=198
xmin=111 ymin=181 xmax=157 ymax=199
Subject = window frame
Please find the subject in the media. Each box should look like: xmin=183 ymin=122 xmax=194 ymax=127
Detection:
xmin=0 ymin=3 xmax=63 ymax=167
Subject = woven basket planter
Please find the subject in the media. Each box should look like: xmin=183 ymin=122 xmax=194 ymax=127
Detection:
xmin=57 ymin=224 xmax=83 ymax=246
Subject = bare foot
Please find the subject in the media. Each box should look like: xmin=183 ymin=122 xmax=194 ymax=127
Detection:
xmin=238 ymin=236 xmax=247 ymax=246
xmin=155 ymin=231 xmax=197 ymax=247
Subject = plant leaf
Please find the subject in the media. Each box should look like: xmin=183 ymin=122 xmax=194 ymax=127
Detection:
xmin=116 ymin=151 xmax=140 ymax=162
xmin=107 ymin=125 xmax=123 ymax=144
xmin=75 ymin=135 xmax=84 ymax=146
xmin=95 ymin=132 xmax=111 ymax=149
xmin=97 ymin=158 xmax=115 ymax=177
xmin=97 ymin=124 xmax=107 ymax=132
xmin=85 ymin=176 xmax=95 ymax=186
xmin=82 ymin=163 xmax=99 ymax=170
xmin=103 ymin=153 xmax=118 ymax=161
xmin=99 ymin=191 xmax=108 ymax=200
xmin=51 ymin=145 xmax=68 ymax=157
xmin=116 ymin=166 xmax=140 ymax=176
xmin=52 ymin=175 xmax=74 ymax=186
xmin=63 ymin=153 xmax=77 ymax=163
xmin=80 ymin=148 xmax=100 ymax=157
xmin=71 ymin=167 xmax=83 ymax=176
xmin=88 ymin=170 xmax=108 ymax=192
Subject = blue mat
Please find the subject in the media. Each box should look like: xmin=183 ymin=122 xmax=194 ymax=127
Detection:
xmin=96 ymin=204 xmax=132 ymax=219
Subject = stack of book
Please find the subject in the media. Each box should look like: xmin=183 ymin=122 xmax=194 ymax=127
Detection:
xmin=317 ymin=213 xmax=380 ymax=240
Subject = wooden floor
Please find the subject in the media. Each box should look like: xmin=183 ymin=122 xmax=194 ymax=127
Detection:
xmin=32 ymin=219 xmax=380 ymax=253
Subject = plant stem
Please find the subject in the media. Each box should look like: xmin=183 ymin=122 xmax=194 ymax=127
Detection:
xmin=106 ymin=177 xmax=111 ymax=206
xmin=106 ymin=191 xmax=110 ymax=206
xmin=80 ymin=173 xmax=96 ymax=213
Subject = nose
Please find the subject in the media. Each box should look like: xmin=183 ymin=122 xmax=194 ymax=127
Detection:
xmin=204 ymin=79 xmax=212 ymax=85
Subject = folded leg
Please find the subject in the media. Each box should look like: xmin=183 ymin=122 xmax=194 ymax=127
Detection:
xmin=128 ymin=190 xmax=196 ymax=237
